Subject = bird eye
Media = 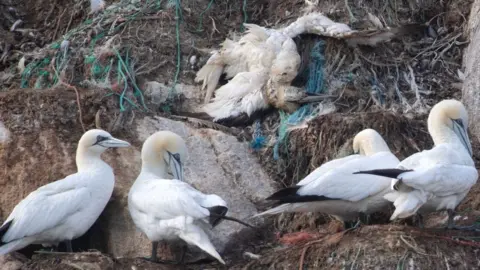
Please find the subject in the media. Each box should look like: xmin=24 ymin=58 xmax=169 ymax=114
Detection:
xmin=93 ymin=135 xmax=109 ymax=145
xmin=453 ymin=119 xmax=464 ymax=128
xmin=282 ymin=72 xmax=287 ymax=75
xmin=172 ymin=153 xmax=181 ymax=162
xmin=97 ymin=135 xmax=109 ymax=142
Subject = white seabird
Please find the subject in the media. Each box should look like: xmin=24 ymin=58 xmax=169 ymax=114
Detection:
xmin=0 ymin=129 xmax=131 ymax=255
xmin=128 ymin=131 xmax=253 ymax=265
xmin=254 ymin=128 xmax=400 ymax=228
xmin=355 ymin=99 xmax=478 ymax=229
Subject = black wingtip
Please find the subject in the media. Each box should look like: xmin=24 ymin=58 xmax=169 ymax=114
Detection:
xmin=0 ymin=220 xmax=13 ymax=242
xmin=206 ymin=206 xmax=228 ymax=228
xmin=265 ymin=186 xmax=336 ymax=204
xmin=353 ymin=169 xmax=413 ymax=179
xmin=265 ymin=186 xmax=302 ymax=201
xmin=215 ymin=107 xmax=275 ymax=127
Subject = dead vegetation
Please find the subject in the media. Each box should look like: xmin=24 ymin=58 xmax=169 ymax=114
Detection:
xmin=238 ymin=225 xmax=480 ymax=270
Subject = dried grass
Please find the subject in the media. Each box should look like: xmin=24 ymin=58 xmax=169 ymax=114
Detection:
xmin=237 ymin=225 xmax=480 ymax=270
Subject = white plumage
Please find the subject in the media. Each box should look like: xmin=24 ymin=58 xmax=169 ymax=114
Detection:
xmin=195 ymin=13 xmax=352 ymax=122
xmin=128 ymin=131 xmax=227 ymax=264
xmin=255 ymin=129 xmax=399 ymax=224
xmin=202 ymin=68 xmax=270 ymax=121
xmin=0 ymin=129 xmax=131 ymax=255
xmin=195 ymin=12 xmax=353 ymax=103
xmin=356 ymin=99 xmax=478 ymax=228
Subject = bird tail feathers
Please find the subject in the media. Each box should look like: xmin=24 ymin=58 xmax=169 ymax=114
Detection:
xmin=195 ymin=52 xmax=224 ymax=104
xmin=0 ymin=238 xmax=34 ymax=255
xmin=179 ymin=225 xmax=225 ymax=264
xmin=385 ymin=190 xmax=428 ymax=220
xmin=353 ymin=168 xmax=413 ymax=179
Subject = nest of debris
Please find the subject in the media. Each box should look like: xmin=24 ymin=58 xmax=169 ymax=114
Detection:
xmin=0 ymin=0 xmax=267 ymax=113
xmin=237 ymin=224 xmax=480 ymax=270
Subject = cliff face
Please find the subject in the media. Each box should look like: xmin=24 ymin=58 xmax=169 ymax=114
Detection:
xmin=463 ymin=0 xmax=480 ymax=142
xmin=0 ymin=0 xmax=479 ymax=269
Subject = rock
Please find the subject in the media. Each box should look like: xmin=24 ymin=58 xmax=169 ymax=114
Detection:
xmin=0 ymin=253 xmax=28 ymax=270
xmin=101 ymin=116 xmax=277 ymax=258
xmin=0 ymin=88 xmax=276 ymax=260
xmin=463 ymin=0 xmax=480 ymax=141
xmin=141 ymin=81 xmax=203 ymax=113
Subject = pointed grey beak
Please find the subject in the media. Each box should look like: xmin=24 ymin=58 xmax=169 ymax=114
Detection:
xmin=98 ymin=137 xmax=131 ymax=148
xmin=167 ymin=151 xmax=184 ymax=182
xmin=453 ymin=119 xmax=473 ymax=156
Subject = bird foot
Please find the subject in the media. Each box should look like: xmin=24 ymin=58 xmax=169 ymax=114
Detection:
xmin=277 ymin=231 xmax=319 ymax=246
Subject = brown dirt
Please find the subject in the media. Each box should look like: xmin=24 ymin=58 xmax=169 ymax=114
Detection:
xmin=239 ymin=224 xmax=480 ymax=270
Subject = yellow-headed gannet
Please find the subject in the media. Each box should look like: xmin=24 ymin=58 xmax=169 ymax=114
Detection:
xmin=0 ymin=129 xmax=131 ymax=255
xmin=128 ymin=131 xmax=253 ymax=265
xmin=355 ymin=99 xmax=478 ymax=230
xmin=254 ymin=129 xmax=400 ymax=229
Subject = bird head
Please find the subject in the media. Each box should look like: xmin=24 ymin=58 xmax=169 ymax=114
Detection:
xmin=428 ymin=99 xmax=472 ymax=156
xmin=141 ymin=131 xmax=188 ymax=181
xmin=352 ymin=128 xmax=391 ymax=156
xmin=78 ymin=129 xmax=131 ymax=155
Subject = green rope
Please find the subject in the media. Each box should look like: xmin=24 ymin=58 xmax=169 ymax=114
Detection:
xmin=113 ymin=49 xmax=148 ymax=111
xmin=240 ymin=0 xmax=248 ymax=32
xmin=117 ymin=59 xmax=128 ymax=112
xmin=103 ymin=92 xmax=140 ymax=109
xmin=196 ymin=0 xmax=214 ymax=32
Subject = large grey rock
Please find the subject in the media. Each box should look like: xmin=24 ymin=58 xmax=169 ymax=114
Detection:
xmin=463 ymin=0 xmax=480 ymax=141
xmin=0 ymin=113 xmax=276 ymax=259
xmin=141 ymin=81 xmax=204 ymax=113
xmin=101 ymin=116 xmax=277 ymax=258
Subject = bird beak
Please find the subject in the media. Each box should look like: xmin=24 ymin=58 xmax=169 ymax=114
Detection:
xmin=98 ymin=137 xmax=131 ymax=148
xmin=168 ymin=151 xmax=184 ymax=182
xmin=453 ymin=119 xmax=473 ymax=156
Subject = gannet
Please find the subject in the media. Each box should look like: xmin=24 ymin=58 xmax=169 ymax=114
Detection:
xmin=128 ymin=131 xmax=253 ymax=265
xmin=200 ymin=38 xmax=329 ymax=126
xmin=254 ymin=129 xmax=400 ymax=229
xmin=0 ymin=129 xmax=131 ymax=255
xmin=355 ymin=99 xmax=478 ymax=229
xmin=195 ymin=13 xmax=354 ymax=104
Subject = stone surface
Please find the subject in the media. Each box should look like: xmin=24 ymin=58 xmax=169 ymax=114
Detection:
xmin=463 ymin=0 xmax=480 ymax=141
xmin=0 ymin=90 xmax=276 ymax=259
xmin=101 ymin=116 xmax=277 ymax=258
xmin=141 ymin=81 xmax=204 ymax=113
